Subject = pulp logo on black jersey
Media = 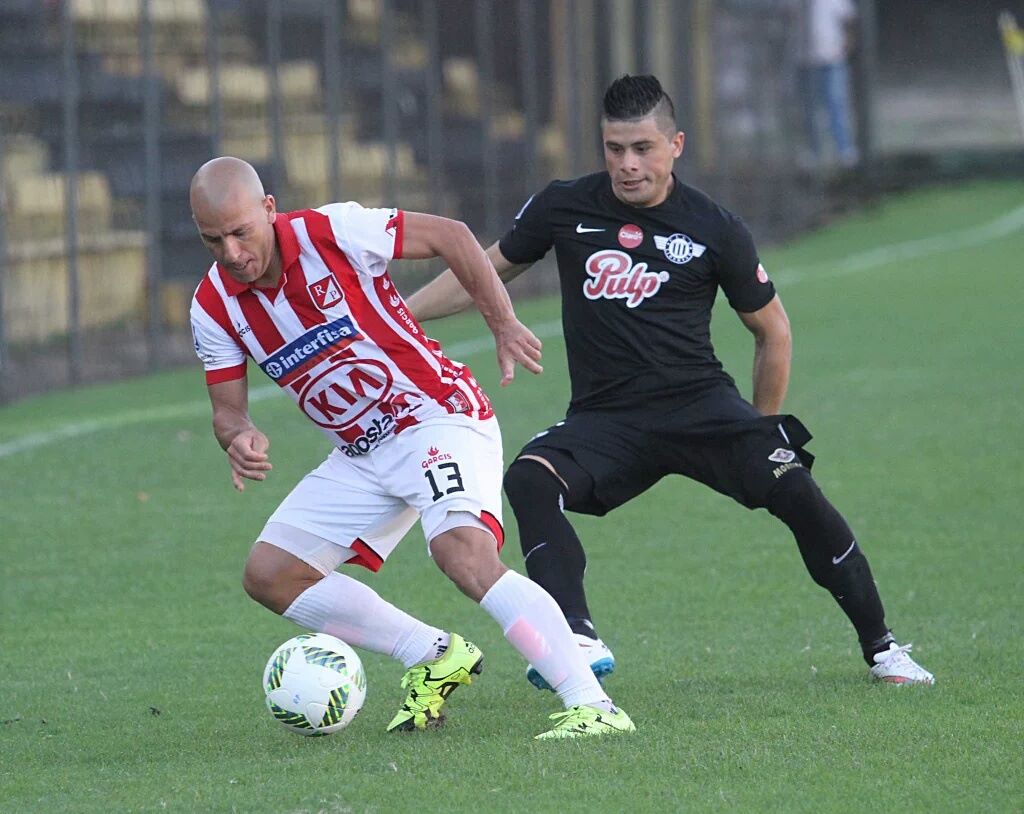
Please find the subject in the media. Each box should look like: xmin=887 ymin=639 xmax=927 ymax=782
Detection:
xmin=583 ymin=249 xmax=670 ymax=308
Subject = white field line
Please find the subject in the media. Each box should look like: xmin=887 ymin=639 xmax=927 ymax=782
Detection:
xmin=2 ymin=202 xmax=1022 ymax=460
xmin=777 ymin=202 xmax=1024 ymax=285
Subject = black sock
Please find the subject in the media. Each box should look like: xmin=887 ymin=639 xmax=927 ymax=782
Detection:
xmin=766 ymin=472 xmax=889 ymax=652
xmin=566 ymin=616 xmax=598 ymax=640
xmin=861 ymin=630 xmax=896 ymax=665
xmin=504 ymin=458 xmax=595 ymax=631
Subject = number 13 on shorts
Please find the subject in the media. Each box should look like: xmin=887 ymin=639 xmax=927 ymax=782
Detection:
xmin=424 ymin=461 xmax=466 ymax=502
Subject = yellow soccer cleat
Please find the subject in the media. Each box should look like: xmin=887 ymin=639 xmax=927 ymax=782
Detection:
xmin=534 ymin=704 xmax=636 ymax=740
xmin=386 ymin=633 xmax=484 ymax=732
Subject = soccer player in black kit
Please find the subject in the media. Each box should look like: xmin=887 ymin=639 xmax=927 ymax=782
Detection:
xmin=408 ymin=74 xmax=934 ymax=688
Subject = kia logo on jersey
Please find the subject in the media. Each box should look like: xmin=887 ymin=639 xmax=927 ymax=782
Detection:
xmin=308 ymin=273 xmax=343 ymax=309
xmin=583 ymin=249 xmax=670 ymax=308
xmin=299 ymin=358 xmax=394 ymax=429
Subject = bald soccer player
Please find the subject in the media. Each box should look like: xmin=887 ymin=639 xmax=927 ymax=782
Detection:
xmin=187 ymin=157 xmax=635 ymax=739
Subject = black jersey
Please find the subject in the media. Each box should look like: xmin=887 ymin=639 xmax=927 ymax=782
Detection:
xmin=499 ymin=172 xmax=775 ymax=414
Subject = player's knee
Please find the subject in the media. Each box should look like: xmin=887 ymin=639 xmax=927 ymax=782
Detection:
xmin=763 ymin=467 xmax=822 ymax=519
xmin=430 ymin=527 xmax=506 ymax=601
xmin=242 ymin=542 xmax=321 ymax=614
xmin=241 ymin=559 xmax=276 ymax=609
xmin=503 ymin=457 xmax=563 ymax=508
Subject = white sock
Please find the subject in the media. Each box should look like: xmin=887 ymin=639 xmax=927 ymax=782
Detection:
xmin=283 ymin=572 xmax=449 ymax=669
xmin=480 ymin=571 xmax=611 ymax=710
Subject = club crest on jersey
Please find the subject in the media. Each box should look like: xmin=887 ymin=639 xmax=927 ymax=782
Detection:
xmin=308 ymin=273 xmax=343 ymax=309
xmin=445 ymin=390 xmax=472 ymax=414
xmin=768 ymin=448 xmax=796 ymax=463
xmin=583 ymin=249 xmax=670 ymax=308
xmin=654 ymin=233 xmax=706 ymax=265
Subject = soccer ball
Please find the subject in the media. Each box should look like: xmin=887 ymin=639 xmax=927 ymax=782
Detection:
xmin=263 ymin=633 xmax=367 ymax=736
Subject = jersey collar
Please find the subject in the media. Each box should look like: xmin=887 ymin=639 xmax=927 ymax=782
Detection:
xmin=217 ymin=212 xmax=301 ymax=298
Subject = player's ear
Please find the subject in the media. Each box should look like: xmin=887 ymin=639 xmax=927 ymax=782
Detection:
xmin=264 ymin=194 xmax=277 ymax=223
xmin=672 ymin=131 xmax=685 ymax=158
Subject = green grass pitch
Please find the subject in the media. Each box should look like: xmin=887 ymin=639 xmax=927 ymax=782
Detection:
xmin=1 ymin=181 xmax=1022 ymax=813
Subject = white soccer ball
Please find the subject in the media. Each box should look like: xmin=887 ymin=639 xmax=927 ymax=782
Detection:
xmin=263 ymin=633 xmax=367 ymax=736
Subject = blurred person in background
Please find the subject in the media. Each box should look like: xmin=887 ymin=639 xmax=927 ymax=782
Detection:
xmin=409 ymin=74 xmax=934 ymax=692
xmin=797 ymin=0 xmax=860 ymax=168
xmin=188 ymin=156 xmax=634 ymax=740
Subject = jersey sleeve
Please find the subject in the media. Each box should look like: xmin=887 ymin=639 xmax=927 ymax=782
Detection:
xmin=190 ymin=290 xmax=247 ymax=385
xmin=498 ymin=184 xmax=556 ymax=264
xmin=715 ymin=214 xmax=776 ymax=313
xmin=318 ymin=201 xmax=403 ymax=277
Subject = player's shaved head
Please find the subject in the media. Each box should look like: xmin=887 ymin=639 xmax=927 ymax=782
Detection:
xmin=191 ymin=156 xmax=280 ymax=287
xmin=190 ymin=156 xmax=266 ymax=215
xmin=602 ymin=74 xmax=678 ymax=138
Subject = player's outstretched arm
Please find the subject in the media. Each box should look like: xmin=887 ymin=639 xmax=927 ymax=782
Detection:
xmin=207 ymin=377 xmax=272 ymax=491
xmin=406 ymin=239 xmax=533 ymax=322
xmin=402 ymin=213 xmax=542 ymax=385
xmin=737 ymin=294 xmax=792 ymax=415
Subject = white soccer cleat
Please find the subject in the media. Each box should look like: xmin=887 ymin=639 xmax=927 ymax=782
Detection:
xmin=869 ymin=642 xmax=935 ymax=685
xmin=526 ymin=634 xmax=615 ymax=691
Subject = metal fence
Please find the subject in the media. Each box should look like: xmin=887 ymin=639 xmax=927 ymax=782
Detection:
xmin=0 ymin=0 xmax=1021 ymax=402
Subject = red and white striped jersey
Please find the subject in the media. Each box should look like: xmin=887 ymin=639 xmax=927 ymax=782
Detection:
xmin=190 ymin=202 xmax=492 ymax=457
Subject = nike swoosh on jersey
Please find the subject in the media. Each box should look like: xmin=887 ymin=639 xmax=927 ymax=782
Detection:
xmin=575 ymin=224 xmax=605 ymax=233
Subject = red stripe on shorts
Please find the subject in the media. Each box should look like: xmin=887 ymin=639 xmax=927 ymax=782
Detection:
xmin=346 ymin=539 xmax=384 ymax=573
xmin=480 ymin=510 xmax=504 ymax=551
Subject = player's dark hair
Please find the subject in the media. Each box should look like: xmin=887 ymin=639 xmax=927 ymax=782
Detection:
xmin=602 ymin=74 xmax=677 ymax=135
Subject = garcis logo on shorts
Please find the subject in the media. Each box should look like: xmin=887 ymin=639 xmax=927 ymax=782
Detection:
xmin=653 ymin=233 xmax=707 ymax=265
xmin=422 ymin=445 xmax=453 ymax=468
xmin=583 ymin=249 xmax=670 ymax=308
xmin=259 ymin=317 xmax=358 ymax=383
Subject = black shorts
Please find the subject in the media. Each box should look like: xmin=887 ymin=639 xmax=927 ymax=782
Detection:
xmin=519 ymin=390 xmax=815 ymax=516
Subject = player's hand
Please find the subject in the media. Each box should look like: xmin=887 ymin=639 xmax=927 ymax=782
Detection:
xmin=226 ymin=429 xmax=272 ymax=491
xmin=493 ymin=319 xmax=543 ymax=386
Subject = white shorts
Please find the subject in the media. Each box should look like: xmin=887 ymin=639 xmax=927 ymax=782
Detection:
xmin=258 ymin=415 xmax=504 ymax=575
